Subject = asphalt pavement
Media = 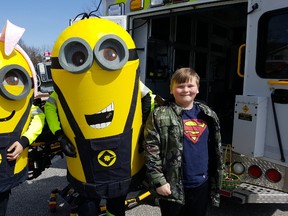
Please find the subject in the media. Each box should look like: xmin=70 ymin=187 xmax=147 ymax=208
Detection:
xmin=6 ymin=157 xmax=288 ymax=216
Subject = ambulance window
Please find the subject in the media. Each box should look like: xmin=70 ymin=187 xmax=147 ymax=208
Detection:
xmin=194 ymin=52 xmax=207 ymax=79
xmin=46 ymin=65 xmax=52 ymax=81
xmin=151 ymin=17 xmax=170 ymax=41
xmin=196 ymin=20 xmax=208 ymax=48
xmin=174 ymin=49 xmax=190 ymax=69
xmin=256 ymin=8 xmax=288 ymax=78
xmin=176 ymin=15 xmax=191 ymax=44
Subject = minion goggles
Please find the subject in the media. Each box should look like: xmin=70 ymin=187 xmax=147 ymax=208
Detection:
xmin=51 ymin=35 xmax=138 ymax=73
xmin=0 ymin=64 xmax=32 ymax=100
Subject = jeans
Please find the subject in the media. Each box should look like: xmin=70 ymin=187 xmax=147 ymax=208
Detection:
xmin=158 ymin=180 xmax=209 ymax=216
xmin=0 ymin=190 xmax=11 ymax=216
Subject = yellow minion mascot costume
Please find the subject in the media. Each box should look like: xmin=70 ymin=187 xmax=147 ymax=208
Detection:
xmin=45 ymin=17 xmax=149 ymax=216
xmin=0 ymin=20 xmax=45 ymax=215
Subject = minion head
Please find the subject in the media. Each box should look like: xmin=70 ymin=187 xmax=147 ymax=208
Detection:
xmin=51 ymin=18 xmax=141 ymax=139
xmin=0 ymin=20 xmax=37 ymax=133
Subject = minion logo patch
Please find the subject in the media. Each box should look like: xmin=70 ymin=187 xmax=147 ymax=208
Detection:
xmin=183 ymin=119 xmax=207 ymax=143
xmin=98 ymin=150 xmax=116 ymax=167
xmin=0 ymin=153 xmax=2 ymax=164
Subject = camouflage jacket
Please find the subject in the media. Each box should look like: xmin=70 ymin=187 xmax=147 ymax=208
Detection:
xmin=143 ymin=101 xmax=224 ymax=206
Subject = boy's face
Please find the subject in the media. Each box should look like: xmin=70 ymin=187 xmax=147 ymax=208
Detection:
xmin=170 ymin=77 xmax=199 ymax=109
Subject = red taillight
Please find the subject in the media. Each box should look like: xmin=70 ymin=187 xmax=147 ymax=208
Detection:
xmin=248 ymin=165 xmax=262 ymax=178
xmin=265 ymin=169 xmax=281 ymax=183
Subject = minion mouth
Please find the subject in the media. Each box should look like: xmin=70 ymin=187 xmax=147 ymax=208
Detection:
xmin=0 ymin=110 xmax=16 ymax=122
xmin=85 ymin=102 xmax=114 ymax=129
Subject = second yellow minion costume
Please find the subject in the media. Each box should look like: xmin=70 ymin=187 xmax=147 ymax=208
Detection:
xmin=45 ymin=17 xmax=152 ymax=215
xmin=0 ymin=20 xmax=45 ymax=215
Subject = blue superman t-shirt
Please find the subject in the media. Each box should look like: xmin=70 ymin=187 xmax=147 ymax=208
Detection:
xmin=182 ymin=104 xmax=209 ymax=188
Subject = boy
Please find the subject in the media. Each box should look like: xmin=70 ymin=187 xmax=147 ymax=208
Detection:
xmin=143 ymin=67 xmax=224 ymax=216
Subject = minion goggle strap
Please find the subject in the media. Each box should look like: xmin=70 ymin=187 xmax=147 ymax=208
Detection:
xmin=0 ymin=64 xmax=32 ymax=100
xmin=51 ymin=35 xmax=138 ymax=73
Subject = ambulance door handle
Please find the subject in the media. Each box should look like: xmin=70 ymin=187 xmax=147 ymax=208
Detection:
xmin=237 ymin=44 xmax=245 ymax=78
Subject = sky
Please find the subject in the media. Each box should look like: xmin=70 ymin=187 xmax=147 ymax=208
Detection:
xmin=0 ymin=0 xmax=102 ymax=51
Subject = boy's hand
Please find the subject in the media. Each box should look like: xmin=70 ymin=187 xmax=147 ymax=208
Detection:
xmin=156 ymin=183 xmax=172 ymax=196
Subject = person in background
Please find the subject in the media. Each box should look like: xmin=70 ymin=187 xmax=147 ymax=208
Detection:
xmin=143 ymin=67 xmax=224 ymax=216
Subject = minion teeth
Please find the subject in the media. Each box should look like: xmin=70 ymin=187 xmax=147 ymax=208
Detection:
xmin=85 ymin=102 xmax=114 ymax=129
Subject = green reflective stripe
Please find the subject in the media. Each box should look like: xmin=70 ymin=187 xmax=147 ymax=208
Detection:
xmin=106 ymin=210 xmax=115 ymax=216
xmin=44 ymin=92 xmax=62 ymax=134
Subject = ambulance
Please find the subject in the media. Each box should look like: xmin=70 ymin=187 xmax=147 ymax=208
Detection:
xmin=101 ymin=0 xmax=288 ymax=204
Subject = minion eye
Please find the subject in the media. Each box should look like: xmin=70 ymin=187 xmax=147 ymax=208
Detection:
xmin=58 ymin=37 xmax=93 ymax=73
xmin=103 ymin=47 xmax=118 ymax=61
xmin=0 ymin=65 xmax=32 ymax=100
xmin=5 ymin=71 xmax=20 ymax=85
xmin=72 ymin=51 xmax=87 ymax=66
xmin=94 ymin=34 xmax=129 ymax=71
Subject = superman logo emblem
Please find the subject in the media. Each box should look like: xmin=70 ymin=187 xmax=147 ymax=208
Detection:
xmin=98 ymin=150 xmax=116 ymax=167
xmin=183 ymin=119 xmax=207 ymax=143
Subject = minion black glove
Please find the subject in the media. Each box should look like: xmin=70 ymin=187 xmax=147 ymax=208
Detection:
xmin=55 ymin=130 xmax=76 ymax=158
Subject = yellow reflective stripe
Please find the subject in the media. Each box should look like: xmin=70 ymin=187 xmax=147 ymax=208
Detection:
xmin=114 ymin=0 xmax=150 ymax=10
xmin=150 ymin=93 xmax=156 ymax=111
xmin=23 ymin=106 xmax=45 ymax=144
xmin=31 ymin=105 xmax=43 ymax=115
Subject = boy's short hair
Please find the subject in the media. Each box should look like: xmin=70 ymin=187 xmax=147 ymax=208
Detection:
xmin=170 ymin=67 xmax=200 ymax=89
